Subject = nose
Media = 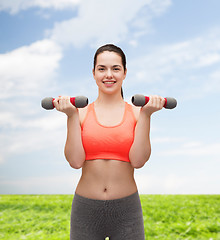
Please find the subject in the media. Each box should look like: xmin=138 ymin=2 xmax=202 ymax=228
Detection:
xmin=106 ymin=69 xmax=113 ymax=78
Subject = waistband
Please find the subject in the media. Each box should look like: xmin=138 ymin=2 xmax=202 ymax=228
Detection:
xmin=73 ymin=191 xmax=139 ymax=207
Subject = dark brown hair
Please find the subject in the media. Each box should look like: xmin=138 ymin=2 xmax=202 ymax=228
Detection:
xmin=93 ymin=44 xmax=126 ymax=98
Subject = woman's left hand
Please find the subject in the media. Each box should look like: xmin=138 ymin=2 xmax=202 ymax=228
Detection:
xmin=141 ymin=95 xmax=165 ymax=117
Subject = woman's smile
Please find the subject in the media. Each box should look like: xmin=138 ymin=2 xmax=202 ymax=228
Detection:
xmin=102 ymin=80 xmax=117 ymax=87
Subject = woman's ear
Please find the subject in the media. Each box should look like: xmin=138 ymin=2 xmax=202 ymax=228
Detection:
xmin=123 ymin=68 xmax=127 ymax=79
xmin=92 ymin=69 xmax=95 ymax=78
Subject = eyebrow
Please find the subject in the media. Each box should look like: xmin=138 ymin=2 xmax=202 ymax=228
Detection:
xmin=97 ymin=65 xmax=122 ymax=68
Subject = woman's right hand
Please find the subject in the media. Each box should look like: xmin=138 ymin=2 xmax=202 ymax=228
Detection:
xmin=53 ymin=96 xmax=77 ymax=117
xmin=141 ymin=95 xmax=165 ymax=117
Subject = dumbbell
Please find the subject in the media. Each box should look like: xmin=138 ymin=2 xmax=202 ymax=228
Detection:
xmin=131 ymin=94 xmax=177 ymax=109
xmin=41 ymin=96 xmax=88 ymax=110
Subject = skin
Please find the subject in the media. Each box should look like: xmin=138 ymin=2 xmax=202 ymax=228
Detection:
xmin=53 ymin=51 xmax=165 ymax=200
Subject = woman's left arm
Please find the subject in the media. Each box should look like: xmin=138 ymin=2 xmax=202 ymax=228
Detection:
xmin=129 ymin=95 xmax=165 ymax=169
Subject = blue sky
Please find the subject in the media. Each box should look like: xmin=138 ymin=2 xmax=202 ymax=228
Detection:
xmin=0 ymin=0 xmax=220 ymax=194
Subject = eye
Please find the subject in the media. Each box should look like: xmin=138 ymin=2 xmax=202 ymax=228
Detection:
xmin=113 ymin=67 xmax=120 ymax=71
xmin=98 ymin=67 xmax=105 ymax=71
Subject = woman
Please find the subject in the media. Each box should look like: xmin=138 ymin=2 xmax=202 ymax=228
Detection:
xmin=53 ymin=44 xmax=165 ymax=240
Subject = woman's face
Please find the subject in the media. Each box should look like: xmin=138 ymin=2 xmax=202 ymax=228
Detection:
xmin=93 ymin=51 xmax=127 ymax=95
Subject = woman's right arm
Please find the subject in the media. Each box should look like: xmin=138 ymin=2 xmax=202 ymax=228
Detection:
xmin=53 ymin=96 xmax=85 ymax=169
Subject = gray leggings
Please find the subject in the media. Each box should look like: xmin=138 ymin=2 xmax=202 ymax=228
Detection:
xmin=70 ymin=191 xmax=145 ymax=240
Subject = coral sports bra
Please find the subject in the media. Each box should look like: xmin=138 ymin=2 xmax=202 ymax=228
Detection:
xmin=81 ymin=102 xmax=137 ymax=162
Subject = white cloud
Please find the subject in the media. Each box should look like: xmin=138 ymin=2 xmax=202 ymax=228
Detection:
xmin=127 ymin=28 xmax=220 ymax=99
xmin=135 ymin=173 xmax=219 ymax=194
xmin=0 ymin=0 xmax=80 ymax=14
xmin=148 ymin=0 xmax=172 ymax=15
xmin=133 ymin=36 xmax=220 ymax=80
xmin=49 ymin=0 xmax=171 ymax=48
xmin=152 ymin=137 xmax=185 ymax=143
xmin=0 ymin=39 xmax=63 ymax=164
xmin=195 ymin=53 xmax=220 ymax=67
xmin=0 ymin=172 xmax=81 ymax=194
xmin=0 ymin=110 xmax=64 ymax=130
xmin=0 ymin=39 xmax=62 ymax=98
xmin=0 ymin=109 xmax=67 ymax=164
xmin=158 ymin=141 xmax=220 ymax=157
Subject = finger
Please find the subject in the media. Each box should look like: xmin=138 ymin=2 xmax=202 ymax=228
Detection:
xmin=64 ymin=96 xmax=70 ymax=109
xmin=153 ymin=95 xmax=159 ymax=107
xmin=57 ymin=96 xmax=62 ymax=103
xmin=57 ymin=96 xmax=65 ymax=110
xmin=152 ymin=95 xmax=160 ymax=109
xmin=56 ymin=96 xmax=62 ymax=105
xmin=65 ymin=96 xmax=71 ymax=106
xmin=161 ymin=97 xmax=165 ymax=108
xmin=60 ymin=96 xmax=67 ymax=110
xmin=53 ymin=98 xmax=59 ymax=109
xmin=152 ymin=95 xmax=158 ymax=108
xmin=157 ymin=95 xmax=162 ymax=108
xmin=158 ymin=96 xmax=165 ymax=109
xmin=61 ymin=96 xmax=71 ymax=111
xmin=149 ymin=95 xmax=154 ymax=106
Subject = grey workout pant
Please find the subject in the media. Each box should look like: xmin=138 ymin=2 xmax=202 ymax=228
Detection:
xmin=70 ymin=191 xmax=145 ymax=240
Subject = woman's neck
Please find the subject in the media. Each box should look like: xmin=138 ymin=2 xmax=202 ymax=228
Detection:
xmin=95 ymin=91 xmax=124 ymax=107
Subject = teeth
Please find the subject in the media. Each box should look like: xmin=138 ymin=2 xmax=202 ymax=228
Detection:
xmin=104 ymin=81 xmax=115 ymax=84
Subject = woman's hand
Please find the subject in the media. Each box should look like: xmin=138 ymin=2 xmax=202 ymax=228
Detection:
xmin=141 ymin=95 xmax=165 ymax=117
xmin=53 ymin=96 xmax=77 ymax=117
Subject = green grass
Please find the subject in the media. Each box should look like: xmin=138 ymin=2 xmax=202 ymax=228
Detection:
xmin=141 ymin=195 xmax=219 ymax=240
xmin=0 ymin=195 xmax=219 ymax=239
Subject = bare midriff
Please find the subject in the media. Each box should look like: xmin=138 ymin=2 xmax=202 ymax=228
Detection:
xmin=75 ymin=159 xmax=138 ymax=200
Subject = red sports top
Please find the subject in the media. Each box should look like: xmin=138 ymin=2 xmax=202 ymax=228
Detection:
xmin=81 ymin=102 xmax=137 ymax=162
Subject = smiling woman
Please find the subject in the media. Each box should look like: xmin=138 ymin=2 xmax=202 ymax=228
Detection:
xmin=52 ymin=43 xmax=165 ymax=239
xmin=2 ymin=0 xmax=220 ymax=238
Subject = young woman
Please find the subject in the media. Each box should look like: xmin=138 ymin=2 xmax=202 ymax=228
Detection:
xmin=53 ymin=44 xmax=165 ymax=240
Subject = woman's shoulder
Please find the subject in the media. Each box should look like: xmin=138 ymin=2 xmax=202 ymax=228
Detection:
xmin=127 ymin=102 xmax=140 ymax=121
xmin=78 ymin=105 xmax=89 ymax=125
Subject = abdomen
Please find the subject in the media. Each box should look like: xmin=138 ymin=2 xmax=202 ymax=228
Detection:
xmin=75 ymin=159 xmax=138 ymax=200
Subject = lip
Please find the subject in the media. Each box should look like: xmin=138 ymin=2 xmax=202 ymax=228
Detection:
xmin=102 ymin=80 xmax=116 ymax=88
xmin=102 ymin=80 xmax=116 ymax=83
